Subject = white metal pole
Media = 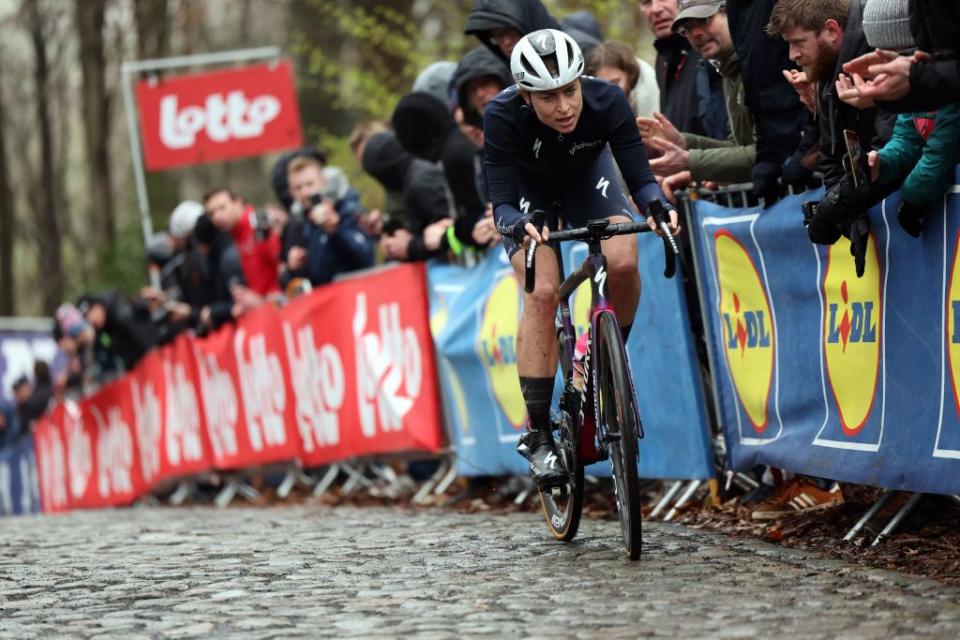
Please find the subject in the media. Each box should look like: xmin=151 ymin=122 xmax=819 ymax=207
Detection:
xmin=120 ymin=63 xmax=159 ymax=288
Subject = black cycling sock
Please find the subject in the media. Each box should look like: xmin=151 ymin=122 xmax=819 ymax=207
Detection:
xmin=519 ymin=376 xmax=555 ymax=432
xmin=621 ymin=322 xmax=633 ymax=343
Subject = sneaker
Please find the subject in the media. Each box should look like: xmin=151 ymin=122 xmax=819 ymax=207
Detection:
xmin=750 ymin=479 xmax=843 ymax=520
xmin=517 ymin=430 xmax=566 ymax=487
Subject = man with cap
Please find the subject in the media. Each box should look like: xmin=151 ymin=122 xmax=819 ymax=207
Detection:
xmin=639 ymin=0 xmax=727 ymax=139
xmin=638 ymin=0 xmax=757 ymax=191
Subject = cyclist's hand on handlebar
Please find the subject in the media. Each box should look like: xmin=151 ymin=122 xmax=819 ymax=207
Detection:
xmin=646 ymin=206 xmax=682 ymax=237
xmin=523 ymin=221 xmax=550 ymax=245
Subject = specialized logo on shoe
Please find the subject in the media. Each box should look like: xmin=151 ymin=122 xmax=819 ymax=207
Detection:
xmin=477 ymin=272 xmax=526 ymax=429
xmin=822 ymin=235 xmax=882 ymax=435
xmin=715 ymin=230 xmax=775 ymax=433
xmin=544 ymin=450 xmax=559 ymax=470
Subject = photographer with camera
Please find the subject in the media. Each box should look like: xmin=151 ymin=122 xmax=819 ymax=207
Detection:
xmin=285 ymin=155 xmax=375 ymax=287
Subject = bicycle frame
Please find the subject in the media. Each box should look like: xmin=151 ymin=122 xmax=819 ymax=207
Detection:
xmin=555 ymin=236 xmax=644 ymax=449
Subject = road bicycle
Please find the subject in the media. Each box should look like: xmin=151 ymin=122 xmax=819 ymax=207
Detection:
xmin=523 ymin=202 xmax=679 ymax=560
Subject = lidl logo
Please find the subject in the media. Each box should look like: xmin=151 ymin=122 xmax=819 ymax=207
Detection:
xmin=715 ymin=231 xmax=775 ymax=433
xmin=822 ymin=236 xmax=882 ymax=435
xmin=946 ymin=231 xmax=960 ymax=416
xmin=477 ymin=272 xmax=526 ymax=429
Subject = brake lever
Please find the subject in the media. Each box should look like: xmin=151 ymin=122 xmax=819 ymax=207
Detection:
xmin=524 ymin=210 xmax=546 ymax=294
xmin=649 ymin=200 xmax=680 ymax=279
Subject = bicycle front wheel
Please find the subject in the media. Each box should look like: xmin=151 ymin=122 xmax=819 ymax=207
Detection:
xmin=595 ymin=311 xmax=642 ymax=560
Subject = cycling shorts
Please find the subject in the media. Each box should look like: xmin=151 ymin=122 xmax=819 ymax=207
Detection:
xmin=500 ymin=146 xmax=639 ymax=259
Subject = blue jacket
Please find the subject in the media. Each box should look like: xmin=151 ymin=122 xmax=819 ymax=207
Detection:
xmin=302 ymin=189 xmax=375 ymax=286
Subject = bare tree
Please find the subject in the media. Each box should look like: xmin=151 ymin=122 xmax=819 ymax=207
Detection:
xmin=0 ymin=62 xmax=14 ymax=316
xmin=76 ymin=0 xmax=116 ymax=251
xmin=133 ymin=0 xmax=179 ymax=225
xmin=25 ymin=0 xmax=64 ymax=313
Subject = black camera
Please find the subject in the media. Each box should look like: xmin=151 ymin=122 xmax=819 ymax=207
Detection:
xmin=249 ymin=209 xmax=272 ymax=242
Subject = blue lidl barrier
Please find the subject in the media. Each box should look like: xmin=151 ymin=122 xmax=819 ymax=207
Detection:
xmin=690 ymin=184 xmax=960 ymax=495
xmin=0 ymin=436 xmax=41 ymax=516
xmin=427 ymin=234 xmax=715 ymax=481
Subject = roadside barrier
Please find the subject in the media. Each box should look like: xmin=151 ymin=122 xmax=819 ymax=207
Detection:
xmin=426 ymin=234 xmax=716 ymax=482
xmin=31 ymin=263 xmax=444 ymax=513
xmin=687 ymin=182 xmax=960 ymax=495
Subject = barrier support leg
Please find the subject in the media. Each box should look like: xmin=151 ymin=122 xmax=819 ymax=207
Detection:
xmin=311 ymin=464 xmax=340 ymax=498
xmin=433 ymin=462 xmax=459 ymax=495
xmin=169 ymin=480 xmax=195 ymax=506
xmin=341 ymin=463 xmax=373 ymax=495
xmin=650 ymin=481 xmax=684 ymax=519
xmin=412 ymin=460 xmax=450 ymax=505
xmin=513 ymin=477 xmax=536 ymax=505
xmin=214 ymin=478 xmax=259 ymax=508
xmin=872 ymin=493 xmax=923 ymax=547
xmin=842 ymin=490 xmax=892 ymax=541
xmin=276 ymin=467 xmax=316 ymax=499
xmin=665 ymin=480 xmax=702 ymax=522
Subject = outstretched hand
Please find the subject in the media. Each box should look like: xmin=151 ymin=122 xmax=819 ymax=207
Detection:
xmin=636 ymin=112 xmax=685 ymax=148
xmin=647 ymin=136 xmax=690 ymax=176
xmin=782 ymin=69 xmax=818 ymax=113
xmin=836 ymin=73 xmax=875 ymax=109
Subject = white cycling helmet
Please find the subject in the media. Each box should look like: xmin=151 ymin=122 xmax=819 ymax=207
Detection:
xmin=510 ymin=28 xmax=584 ymax=92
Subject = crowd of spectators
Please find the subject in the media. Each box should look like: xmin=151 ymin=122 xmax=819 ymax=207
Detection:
xmin=8 ymin=0 xmax=959 ymax=517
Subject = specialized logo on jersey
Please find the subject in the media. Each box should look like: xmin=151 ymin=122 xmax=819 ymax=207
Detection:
xmin=947 ymin=231 xmax=960 ymax=418
xmin=715 ymin=231 xmax=775 ymax=433
xmin=822 ymin=236 xmax=882 ymax=435
xmin=533 ymin=138 xmax=542 ymax=159
xmin=519 ymin=198 xmax=531 ymax=215
xmin=477 ymin=272 xmax=526 ymax=429
xmin=596 ymin=176 xmax=610 ymax=199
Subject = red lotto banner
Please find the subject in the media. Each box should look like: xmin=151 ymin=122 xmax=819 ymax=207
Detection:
xmin=136 ymin=60 xmax=303 ymax=170
xmin=34 ymin=264 xmax=444 ymax=512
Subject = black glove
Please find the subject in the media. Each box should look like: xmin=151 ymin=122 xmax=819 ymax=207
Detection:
xmin=804 ymin=200 xmax=843 ymax=245
xmin=897 ymin=199 xmax=927 ymax=238
xmin=752 ymin=161 xmax=782 ymax=208
xmin=846 ymin=216 xmax=870 ymax=279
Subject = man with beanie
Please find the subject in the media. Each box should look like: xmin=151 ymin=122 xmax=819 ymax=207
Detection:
xmin=845 ymin=1 xmax=960 ymax=111
xmin=360 ymin=131 xmax=454 ymax=262
xmin=845 ymin=0 xmax=960 ymax=237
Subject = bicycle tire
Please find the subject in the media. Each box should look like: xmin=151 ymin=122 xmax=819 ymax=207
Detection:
xmin=537 ymin=329 xmax=584 ymax=542
xmin=595 ymin=311 xmax=643 ymax=560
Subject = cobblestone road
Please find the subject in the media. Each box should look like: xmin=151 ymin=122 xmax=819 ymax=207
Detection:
xmin=1 ymin=505 xmax=959 ymax=638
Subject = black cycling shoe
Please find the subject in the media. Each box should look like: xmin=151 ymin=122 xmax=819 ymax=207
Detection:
xmin=517 ymin=429 xmax=566 ymax=487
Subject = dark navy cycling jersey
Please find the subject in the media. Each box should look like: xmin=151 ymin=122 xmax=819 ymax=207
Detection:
xmin=484 ymin=76 xmax=664 ymax=237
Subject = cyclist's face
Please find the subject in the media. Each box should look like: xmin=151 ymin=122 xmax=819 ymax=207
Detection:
xmin=526 ymin=80 xmax=583 ymax=134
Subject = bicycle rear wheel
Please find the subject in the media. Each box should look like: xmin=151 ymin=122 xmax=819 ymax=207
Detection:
xmin=537 ymin=329 xmax=584 ymax=542
xmin=595 ymin=311 xmax=642 ymax=560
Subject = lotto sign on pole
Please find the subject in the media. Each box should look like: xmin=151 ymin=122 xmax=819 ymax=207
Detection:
xmin=690 ymin=181 xmax=960 ymax=495
xmin=136 ymin=60 xmax=303 ymax=170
